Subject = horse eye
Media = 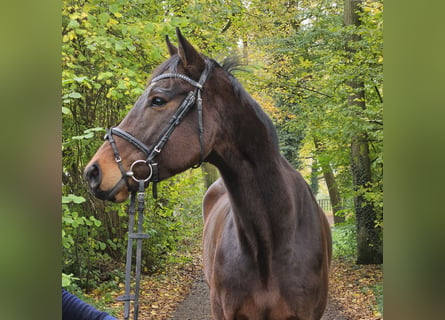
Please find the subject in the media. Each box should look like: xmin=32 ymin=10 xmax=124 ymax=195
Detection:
xmin=151 ymin=96 xmax=166 ymax=107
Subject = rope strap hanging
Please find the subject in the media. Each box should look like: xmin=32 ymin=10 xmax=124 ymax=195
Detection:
xmin=116 ymin=180 xmax=149 ymax=320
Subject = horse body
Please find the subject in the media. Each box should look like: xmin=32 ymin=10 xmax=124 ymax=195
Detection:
xmin=84 ymin=28 xmax=331 ymax=320
xmin=202 ymin=127 xmax=331 ymax=320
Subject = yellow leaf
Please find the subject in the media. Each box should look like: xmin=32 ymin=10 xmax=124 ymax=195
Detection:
xmin=108 ymin=18 xmax=118 ymax=26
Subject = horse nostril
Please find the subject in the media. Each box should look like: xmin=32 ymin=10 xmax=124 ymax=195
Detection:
xmin=84 ymin=163 xmax=102 ymax=189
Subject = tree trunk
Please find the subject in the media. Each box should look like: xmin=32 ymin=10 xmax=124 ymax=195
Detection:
xmin=313 ymin=138 xmax=345 ymax=224
xmin=344 ymin=0 xmax=382 ymax=264
xmin=350 ymin=132 xmax=382 ymax=264
xmin=310 ymin=160 xmax=319 ymax=196
xmin=323 ymin=170 xmax=345 ymax=224
xmin=242 ymin=38 xmax=249 ymax=65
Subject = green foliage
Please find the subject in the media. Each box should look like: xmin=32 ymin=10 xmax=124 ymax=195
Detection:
xmin=61 ymin=0 xmax=211 ymax=292
xmin=141 ymin=170 xmax=205 ymax=272
xmin=62 ymin=273 xmax=79 ymax=288
xmin=332 ymin=222 xmax=358 ymax=261
xmin=62 ymin=0 xmax=383 ymax=294
xmin=310 ymin=160 xmax=320 ymax=195
xmin=62 ymin=194 xmax=112 ymax=291
xmin=243 ymin=0 xmax=383 ymax=257
xmin=372 ymin=283 xmax=384 ymax=315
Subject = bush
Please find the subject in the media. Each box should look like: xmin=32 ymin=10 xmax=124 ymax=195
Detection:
xmin=331 ymin=222 xmax=357 ymax=261
xmin=62 ymin=194 xmax=114 ymax=292
xmin=62 ymin=168 xmax=206 ymax=292
xmin=141 ymin=169 xmax=205 ymax=272
xmin=373 ymin=283 xmax=383 ymax=315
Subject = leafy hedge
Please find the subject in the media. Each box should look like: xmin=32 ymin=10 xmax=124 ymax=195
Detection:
xmin=62 ymin=169 xmax=205 ymax=292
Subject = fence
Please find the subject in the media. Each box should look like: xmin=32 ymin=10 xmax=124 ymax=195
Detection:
xmin=317 ymin=198 xmax=332 ymax=213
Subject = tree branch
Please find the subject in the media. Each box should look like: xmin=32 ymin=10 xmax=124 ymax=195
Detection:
xmin=374 ymin=85 xmax=383 ymax=103
xmin=221 ymin=18 xmax=232 ymax=33
xmin=296 ymin=85 xmax=333 ymax=99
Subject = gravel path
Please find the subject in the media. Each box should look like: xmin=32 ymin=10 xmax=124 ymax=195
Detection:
xmin=171 ymin=273 xmax=348 ymax=320
xmin=171 ymin=273 xmax=211 ymax=320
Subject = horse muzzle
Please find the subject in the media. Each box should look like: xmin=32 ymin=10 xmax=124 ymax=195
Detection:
xmin=84 ymin=162 xmax=129 ymax=202
xmin=84 ymin=162 xmax=102 ymax=191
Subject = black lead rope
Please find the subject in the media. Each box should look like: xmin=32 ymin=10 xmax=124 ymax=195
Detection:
xmin=116 ymin=180 xmax=149 ymax=320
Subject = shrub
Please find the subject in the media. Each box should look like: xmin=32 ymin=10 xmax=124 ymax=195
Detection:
xmin=331 ymin=222 xmax=357 ymax=261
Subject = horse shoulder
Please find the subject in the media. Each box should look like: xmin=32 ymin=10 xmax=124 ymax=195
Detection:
xmin=202 ymin=178 xmax=234 ymax=288
xmin=202 ymin=178 xmax=227 ymax=222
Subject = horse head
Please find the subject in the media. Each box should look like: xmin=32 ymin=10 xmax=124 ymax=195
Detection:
xmin=84 ymin=28 xmax=222 ymax=202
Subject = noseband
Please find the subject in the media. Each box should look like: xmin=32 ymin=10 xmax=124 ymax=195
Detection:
xmin=104 ymin=59 xmax=212 ymax=196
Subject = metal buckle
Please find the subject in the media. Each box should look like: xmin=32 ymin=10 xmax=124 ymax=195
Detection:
xmin=154 ymin=144 xmax=162 ymax=154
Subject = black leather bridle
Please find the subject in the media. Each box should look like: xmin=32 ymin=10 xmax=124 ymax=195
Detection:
xmin=104 ymin=59 xmax=212 ymax=320
xmin=104 ymin=59 xmax=212 ymax=197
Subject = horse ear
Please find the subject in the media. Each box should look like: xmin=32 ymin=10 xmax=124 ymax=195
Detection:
xmin=165 ymin=35 xmax=178 ymax=56
xmin=176 ymin=27 xmax=205 ymax=72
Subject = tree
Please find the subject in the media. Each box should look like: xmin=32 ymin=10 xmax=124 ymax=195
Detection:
xmin=61 ymin=0 xmax=228 ymax=288
xmin=235 ymin=0 xmax=382 ymax=261
xmin=62 ymin=1 xmax=384 ymax=291
xmin=314 ymin=138 xmax=345 ymax=224
xmin=344 ymin=0 xmax=382 ymax=264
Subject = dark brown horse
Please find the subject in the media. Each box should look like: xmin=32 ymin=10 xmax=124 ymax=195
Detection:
xmin=84 ymin=28 xmax=331 ymax=320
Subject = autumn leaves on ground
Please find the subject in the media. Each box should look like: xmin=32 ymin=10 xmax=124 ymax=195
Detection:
xmin=88 ymin=245 xmax=383 ymax=320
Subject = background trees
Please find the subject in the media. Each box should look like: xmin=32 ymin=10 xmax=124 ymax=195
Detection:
xmin=62 ymin=0 xmax=382 ymax=291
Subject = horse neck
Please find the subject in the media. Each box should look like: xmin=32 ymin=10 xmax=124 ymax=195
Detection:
xmin=209 ymin=98 xmax=303 ymax=281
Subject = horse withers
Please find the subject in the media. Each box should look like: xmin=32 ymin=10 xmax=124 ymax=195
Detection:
xmin=84 ymin=28 xmax=332 ymax=320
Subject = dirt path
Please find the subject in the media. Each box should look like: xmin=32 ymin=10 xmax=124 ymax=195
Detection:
xmin=168 ymin=216 xmax=384 ymax=320
xmin=104 ymin=251 xmax=381 ymax=320
xmin=171 ymin=273 xmax=348 ymax=320
xmin=170 ymin=273 xmax=211 ymax=320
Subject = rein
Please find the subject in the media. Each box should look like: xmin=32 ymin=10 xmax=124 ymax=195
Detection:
xmin=105 ymin=60 xmax=212 ymax=320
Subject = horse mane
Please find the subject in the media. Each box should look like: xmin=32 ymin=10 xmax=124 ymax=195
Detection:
xmin=220 ymin=55 xmax=247 ymax=75
xmin=220 ymin=55 xmax=280 ymax=152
